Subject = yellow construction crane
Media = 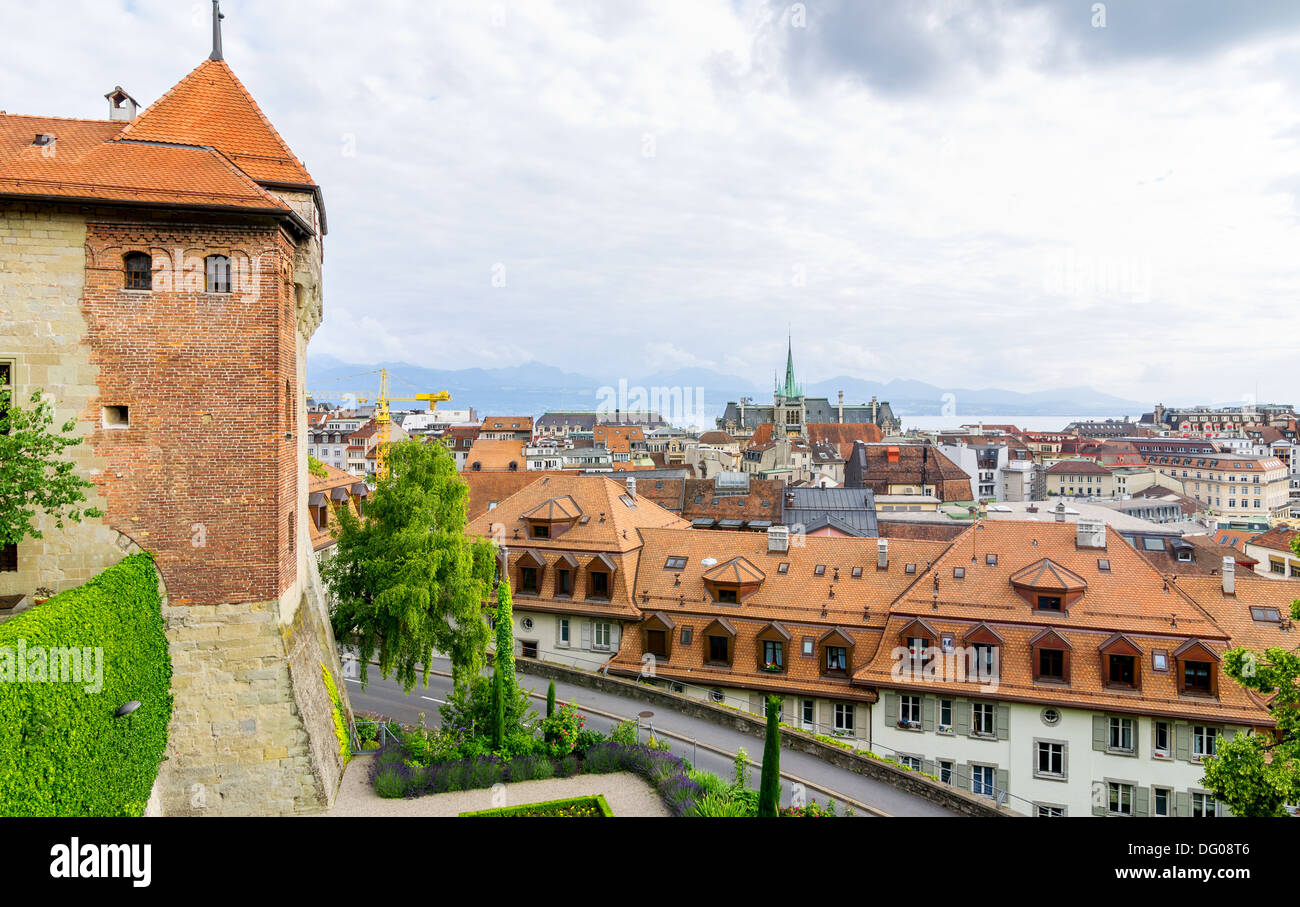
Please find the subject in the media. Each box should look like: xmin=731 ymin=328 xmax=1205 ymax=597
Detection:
xmin=309 ymin=367 xmax=450 ymax=481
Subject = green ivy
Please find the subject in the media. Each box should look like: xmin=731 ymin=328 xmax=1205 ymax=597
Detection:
xmin=322 ymin=662 xmax=351 ymax=764
xmin=0 ymin=554 xmax=172 ymax=816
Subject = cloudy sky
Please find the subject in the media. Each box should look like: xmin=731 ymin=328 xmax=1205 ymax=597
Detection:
xmin=5 ymin=0 xmax=1300 ymax=404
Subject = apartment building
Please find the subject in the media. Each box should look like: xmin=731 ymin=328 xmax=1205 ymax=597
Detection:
xmin=468 ymin=475 xmax=689 ymax=669
xmin=1243 ymin=527 xmax=1300 ymax=579
xmin=607 ymin=528 xmax=951 ymax=745
xmin=1144 ymin=452 xmax=1289 ymax=527
xmin=859 ymin=520 xmax=1282 ymax=816
xmin=480 ymin=416 xmax=534 ymax=441
xmin=1045 ymin=459 xmax=1115 ymax=497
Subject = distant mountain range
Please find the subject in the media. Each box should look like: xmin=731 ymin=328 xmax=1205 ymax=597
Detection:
xmin=306 ymin=354 xmax=1149 ymax=426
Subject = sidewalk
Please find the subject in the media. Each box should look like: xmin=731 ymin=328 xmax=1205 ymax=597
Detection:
xmin=323 ymin=760 xmax=670 ymax=817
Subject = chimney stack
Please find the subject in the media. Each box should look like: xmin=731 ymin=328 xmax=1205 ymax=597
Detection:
xmin=1222 ymin=556 xmax=1235 ymax=595
xmin=104 ymin=86 xmax=139 ymax=122
xmin=768 ymin=525 xmax=790 ymax=554
xmin=877 ymin=538 xmax=889 ymax=569
xmin=838 ymin=390 xmax=844 ymax=424
xmin=1076 ymin=519 xmax=1106 ymax=549
xmin=1054 ymin=502 xmax=1066 ymax=522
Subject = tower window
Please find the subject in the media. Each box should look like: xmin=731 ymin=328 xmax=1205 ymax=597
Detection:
xmin=123 ymin=252 xmax=152 ymax=290
xmin=205 ymin=255 xmax=232 ymax=293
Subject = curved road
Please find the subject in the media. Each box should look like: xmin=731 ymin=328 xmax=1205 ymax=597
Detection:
xmin=345 ymin=656 xmax=958 ymax=817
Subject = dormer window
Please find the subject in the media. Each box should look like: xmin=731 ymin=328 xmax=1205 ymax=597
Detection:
xmin=819 ymin=627 xmax=855 ymax=676
xmin=1011 ymin=558 xmax=1087 ymax=611
xmin=585 ymin=553 xmax=616 ymax=601
xmin=1173 ymin=640 xmax=1219 ymax=697
xmin=123 ymin=251 xmax=152 ymax=291
xmin=702 ymin=617 xmax=737 ymax=667
xmin=701 ymin=556 xmax=765 ymax=605
xmin=1030 ymin=628 xmax=1072 ymax=683
xmin=531 ymin=523 xmax=550 ymax=539
xmin=1037 ymin=595 xmax=1062 ymax=611
xmin=1100 ymin=633 xmax=1143 ymax=690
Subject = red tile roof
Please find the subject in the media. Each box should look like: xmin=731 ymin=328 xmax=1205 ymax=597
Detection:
xmin=118 ymin=59 xmax=315 ymax=186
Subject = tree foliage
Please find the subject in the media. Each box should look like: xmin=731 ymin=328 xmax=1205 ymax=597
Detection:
xmin=490 ymin=577 xmax=518 ymax=749
xmin=0 ymin=387 xmax=102 ymax=546
xmin=1204 ymin=546 xmax=1300 ymax=817
xmin=758 ymin=695 xmax=782 ymax=817
xmin=322 ymin=440 xmax=496 ymax=693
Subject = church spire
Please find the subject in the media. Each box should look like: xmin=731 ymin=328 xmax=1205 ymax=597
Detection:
xmin=210 ymin=0 xmax=225 ymax=61
xmin=783 ymin=335 xmax=800 ymax=398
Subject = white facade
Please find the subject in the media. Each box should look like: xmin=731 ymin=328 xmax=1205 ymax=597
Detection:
xmin=871 ymin=691 xmax=1244 ymax=816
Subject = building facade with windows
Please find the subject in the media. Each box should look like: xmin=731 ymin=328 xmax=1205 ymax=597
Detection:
xmin=856 ymin=520 xmax=1279 ymax=816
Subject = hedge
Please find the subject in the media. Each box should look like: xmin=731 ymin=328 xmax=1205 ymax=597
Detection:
xmin=0 ymin=553 xmax=173 ymax=816
xmin=460 ymin=794 xmax=613 ymax=817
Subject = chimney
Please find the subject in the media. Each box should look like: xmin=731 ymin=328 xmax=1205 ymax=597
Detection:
xmin=625 ymin=476 xmax=636 ymax=499
xmin=104 ymin=86 xmax=139 ymax=122
xmin=1076 ymin=519 xmax=1106 ymax=549
xmin=1054 ymin=502 xmax=1066 ymax=522
xmin=838 ymin=390 xmax=844 ymax=424
xmin=1222 ymin=556 xmax=1235 ymax=595
xmin=877 ymin=538 xmax=889 ymax=569
xmin=768 ymin=525 xmax=790 ymax=553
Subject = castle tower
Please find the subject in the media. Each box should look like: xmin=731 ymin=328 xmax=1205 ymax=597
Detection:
xmin=0 ymin=4 xmax=347 ymax=815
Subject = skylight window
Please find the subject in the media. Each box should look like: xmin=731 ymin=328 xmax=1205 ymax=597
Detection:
xmin=814 ymin=565 xmax=826 ymax=576
xmin=777 ymin=562 xmax=789 ymax=574
xmin=904 ymin=564 xmax=916 ymax=575
xmin=1097 ymin=558 xmax=1110 ymax=571
xmin=1250 ymin=606 xmax=1281 ymax=623
xmin=665 ymin=556 xmax=687 ymax=570
xmin=953 ymin=567 xmax=965 ymax=579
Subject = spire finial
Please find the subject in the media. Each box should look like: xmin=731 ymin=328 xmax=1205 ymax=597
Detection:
xmin=210 ymin=0 xmax=225 ymax=61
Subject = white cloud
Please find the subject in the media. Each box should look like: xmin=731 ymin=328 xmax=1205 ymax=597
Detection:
xmin=4 ymin=0 xmax=1300 ymax=405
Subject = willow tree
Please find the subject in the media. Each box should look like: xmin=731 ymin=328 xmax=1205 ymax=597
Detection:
xmin=323 ymin=439 xmax=496 ymax=693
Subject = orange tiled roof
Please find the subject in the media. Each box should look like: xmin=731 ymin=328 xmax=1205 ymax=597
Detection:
xmin=118 ymin=59 xmax=315 ymax=186
xmin=307 ymin=464 xmax=363 ymax=552
xmin=1177 ymin=575 xmax=1300 ymax=653
xmin=0 ymin=113 xmax=293 ymax=214
xmin=1247 ymin=527 xmax=1299 ymax=555
xmin=464 ymin=439 xmax=525 ymax=471
xmin=462 ymin=470 xmax=568 ymax=520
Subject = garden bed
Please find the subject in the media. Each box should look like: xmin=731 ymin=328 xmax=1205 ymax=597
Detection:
xmin=460 ymin=794 xmax=614 ymax=817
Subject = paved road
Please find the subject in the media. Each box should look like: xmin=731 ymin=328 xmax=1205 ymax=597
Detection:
xmin=345 ymin=656 xmax=957 ymax=817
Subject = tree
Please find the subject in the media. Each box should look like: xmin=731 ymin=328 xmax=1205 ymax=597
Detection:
xmin=758 ymin=695 xmax=782 ymax=817
xmin=0 ymin=387 xmax=102 ymax=546
xmin=490 ymin=576 xmax=517 ymax=749
xmin=546 ymin=680 xmax=556 ymax=719
xmin=1203 ymin=550 xmax=1300 ymax=816
xmin=322 ymin=440 xmax=496 ymax=694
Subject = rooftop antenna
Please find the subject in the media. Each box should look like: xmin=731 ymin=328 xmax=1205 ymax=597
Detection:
xmin=210 ymin=0 xmax=225 ymax=62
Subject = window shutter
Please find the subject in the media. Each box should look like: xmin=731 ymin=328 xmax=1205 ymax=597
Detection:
xmin=1175 ymin=723 xmax=1191 ymax=762
xmin=1135 ymin=787 xmax=1149 ymax=817
xmin=749 ymin=692 xmax=762 ymax=715
xmin=884 ymin=691 xmax=899 ymax=722
xmin=1092 ymin=792 xmax=1107 ymax=817
xmin=1092 ymin=715 xmax=1107 ymax=751
xmin=818 ymin=700 xmax=832 ymax=732
xmin=955 ymin=763 xmax=970 ymax=791
xmin=580 ymin=621 xmax=592 ymax=650
xmin=1175 ymin=791 xmax=1190 ymax=817
xmin=922 ymin=696 xmax=935 ymax=732
xmin=610 ymin=622 xmax=621 ymax=650
xmin=922 ymin=758 xmax=936 ymax=777
xmin=995 ymin=768 xmax=1009 ymax=801
xmin=955 ymin=700 xmax=970 ymax=737
xmin=555 ymin=619 xmax=565 ymax=645
xmin=996 ymin=705 xmax=1010 ymax=741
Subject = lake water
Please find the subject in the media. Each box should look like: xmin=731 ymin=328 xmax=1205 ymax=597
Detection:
xmin=898 ymin=415 xmax=1141 ymax=433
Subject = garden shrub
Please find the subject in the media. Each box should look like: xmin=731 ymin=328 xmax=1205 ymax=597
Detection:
xmin=374 ymin=767 xmax=406 ymax=799
xmin=0 ymin=553 xmax=172 ymax=817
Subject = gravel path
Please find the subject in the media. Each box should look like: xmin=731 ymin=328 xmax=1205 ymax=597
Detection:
xmin=323 ymin=757 xmax=671 ymax=817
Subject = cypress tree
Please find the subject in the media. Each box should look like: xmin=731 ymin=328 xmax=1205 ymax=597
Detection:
xmin=758 ymin=694 xmax=782 ymax=817
xmin=546 ymin=679 xmax=556 ymax=718
xmin=490 ymin=576 xmax=516 ymax=749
